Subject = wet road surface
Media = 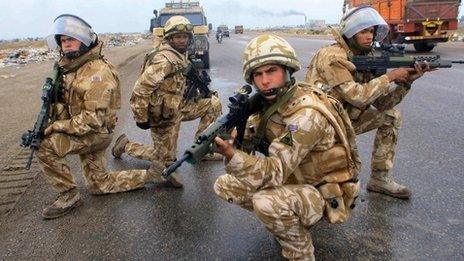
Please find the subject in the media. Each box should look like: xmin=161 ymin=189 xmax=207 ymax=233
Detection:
xmin=0 ymin=34 xmax=463 ymax=260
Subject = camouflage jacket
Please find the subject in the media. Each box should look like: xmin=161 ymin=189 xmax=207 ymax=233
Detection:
xmin=305 ymin=28 xmax=397 ymax=119
xmin=130 ymin=41 xmax=189 ymax=123
xmin=50 ymin=42 xmax=121 ymax=136
xmin=226 ymin=82 xmax=360 ymax=190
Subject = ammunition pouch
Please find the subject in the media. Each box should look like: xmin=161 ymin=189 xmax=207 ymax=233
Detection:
xmin=318 ymin=180 xmax=360 ymax=224
xmin=149 ymin=92 xmax=182 ymax=121
xmin=298 ymin=144 xmax=359 ymax=223
xmin=161 ymin=93 xmax=182 ymax=119
xmin=299 ymin=144 xmax=351 ymax=183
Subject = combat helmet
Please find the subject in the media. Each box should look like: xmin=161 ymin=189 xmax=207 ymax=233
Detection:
xmin=340 ymin=5 xmax=389 ymax=43
xmin=242 ymin=34 xmax=300 ymax=84
xmin=163 ymin=16 xmax=194 ymax=39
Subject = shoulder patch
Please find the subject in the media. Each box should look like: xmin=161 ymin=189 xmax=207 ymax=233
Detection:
xmin=280 ymin=131 xmax=294 ymax=146
xmin=288 ymin=124 xmax=298 ymax=133
xmin=92 ymin=75 xmax=102 ymax=82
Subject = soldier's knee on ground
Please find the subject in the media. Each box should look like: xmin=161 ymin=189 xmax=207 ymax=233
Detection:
xmin=85 ymin=173 xmax=111 ymax=195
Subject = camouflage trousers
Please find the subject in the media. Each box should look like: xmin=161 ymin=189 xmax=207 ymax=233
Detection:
xmin=350 ymin=86 xmax=408 ymax=173
xmin=124 ymin=95 xmax=222 ymax=165
xmin=36 ymin=132 xmax=148 ymax=194
xmin=214 ymin=174 xmax=325 ymax=260
xmin=352 ymin=107 xmax=402 ymax=173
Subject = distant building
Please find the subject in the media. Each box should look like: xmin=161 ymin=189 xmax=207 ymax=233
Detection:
xmin=306 ymin=19 xmax=326 ymax=29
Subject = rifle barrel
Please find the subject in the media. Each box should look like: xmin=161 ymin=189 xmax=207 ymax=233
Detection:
xmin=162 ymin=153 xmax=190 ymax=178
xmin=25 ymin=149 xmax=34 ymax=170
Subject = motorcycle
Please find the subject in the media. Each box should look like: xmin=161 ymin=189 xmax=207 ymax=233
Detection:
xmin=216 ymin=32 xmax=223 ymax=44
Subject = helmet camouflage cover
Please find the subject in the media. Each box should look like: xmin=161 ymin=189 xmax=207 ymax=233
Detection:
xmin=242 ymin=34 xmax=301 ymax=84
xmin=163 ymin=15 xmax=194 ymax=39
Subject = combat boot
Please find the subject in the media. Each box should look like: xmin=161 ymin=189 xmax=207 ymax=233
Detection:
xmin=201 ymin=152 xmax=224 ymax=161
xmin=147 ymin=161 xmax=183 ymax=189
xmin=367 ymin=171 xmax=411 ymax=199
xmin=111 ymin=134 xmax=128 ymax=158
xmin=42 ymin=188 xmax=82 ymax=219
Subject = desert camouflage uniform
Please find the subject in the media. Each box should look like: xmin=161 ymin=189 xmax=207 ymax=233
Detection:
xmin=305 ymin=28 xmax=410 ymax=178
xmin=127 ymin=40 xmax=221 ymax=166
xmin=215 ymin=82 xmax=361 ymax=260
xmin=36 ymin=42 xmax=149 ymax=194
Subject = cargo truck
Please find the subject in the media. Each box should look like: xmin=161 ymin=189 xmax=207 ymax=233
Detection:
xmin=344 ymin=0 xmax=462 ymax=51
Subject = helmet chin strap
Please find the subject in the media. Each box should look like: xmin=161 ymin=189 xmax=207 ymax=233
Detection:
xmin=64 ymin=44 xmax=89 ymax=59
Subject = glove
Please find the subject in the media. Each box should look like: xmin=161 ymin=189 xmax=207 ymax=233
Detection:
xmin=136 ymin=121 xmax=150 ymax=130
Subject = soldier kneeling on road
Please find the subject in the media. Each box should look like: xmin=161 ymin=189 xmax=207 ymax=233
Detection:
xmin=306 ymin=6 xmax=435 ymax=199
xmin=213 ymin=35 xmax=362 ymax=260
xmin=111 ymin=16 xmax=222 ymax=187
xmin=36 ymin=14 xmax=162 ymax=219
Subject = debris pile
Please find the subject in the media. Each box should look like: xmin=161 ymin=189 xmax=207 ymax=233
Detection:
xmin=0 ymin=33 xmax=147 ymax=69
xmin=450 ymin=32 xmax=464 ymax=42
xmin=0 ymin=47 xmax=59 ymax=68
xmin=105 ymin=33 xmax=144 ymax=48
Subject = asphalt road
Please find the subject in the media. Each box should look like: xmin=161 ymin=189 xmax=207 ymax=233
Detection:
xmin=0 ymin=33 xmax=463 ymax=260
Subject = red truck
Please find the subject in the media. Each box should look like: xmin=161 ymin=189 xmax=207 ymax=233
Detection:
xmin=344 ymin=0 xmax=462 ymax=51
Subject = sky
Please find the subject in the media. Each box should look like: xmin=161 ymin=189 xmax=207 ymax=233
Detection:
xmin=0 ymin=0 xmax=463 ymax=40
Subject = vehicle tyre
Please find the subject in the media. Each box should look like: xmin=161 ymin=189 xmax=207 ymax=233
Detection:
xmin=413 ymin=42 xmax=435 ymax=52
xmin=202 ymin=52 xmax=210 ymax=69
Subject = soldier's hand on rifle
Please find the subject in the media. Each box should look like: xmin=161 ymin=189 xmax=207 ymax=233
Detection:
xmin=386 ymin=68 xmax=412 ymax=83
xmin=214 ymin=129 xmax=237 ymax=162
xmin=44 ymin=125 xmax=54 ymax=136
xmin=407 ymin=61 xmax=435 ymax=83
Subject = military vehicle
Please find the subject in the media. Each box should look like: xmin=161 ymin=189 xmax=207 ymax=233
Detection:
xmin=150 ymin=1 xmax=211 ymax=68
xmin=234 ymin=25 xmax=244 ymax=34
xmin=217 ymin=25 xmax=230 ymax=37
xmin=344 ymin=0 xmax=462 ymax=52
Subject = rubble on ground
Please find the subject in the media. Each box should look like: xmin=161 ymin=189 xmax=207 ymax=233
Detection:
xmin=450 ymin=32 xmax=464 ymax=42
xmin=0 ymin=47 xmax=59 ymax=68
xmin=0 ymin=33 xmax=146 ymax=69
xmin=104 ymin=33 xmax=144 ymax=48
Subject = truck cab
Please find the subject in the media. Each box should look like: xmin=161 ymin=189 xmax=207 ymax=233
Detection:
xmin=151 ymin=1 xmax=211 ymax=68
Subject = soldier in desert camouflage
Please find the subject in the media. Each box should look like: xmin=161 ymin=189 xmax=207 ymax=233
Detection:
xmin=36 ymin=14 xmax=158 ymax=219
xmin=111 ymin=16 xmax=222 ymax=187
xmin=305 ymin=6 xmax=434 ymax=199
xmin=213 ymin=34 xmax=362 ymax=260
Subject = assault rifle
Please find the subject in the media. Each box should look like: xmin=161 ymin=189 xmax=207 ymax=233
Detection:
xmin=183 ymin=64 xmax=212 ymax=100
xmin=351 ymin=47 xmax=464 ymax=76
xmin=162 ymin=85 xmax=262 ymax=178
xmin=21 ymin=63 xmax=61 ymax=169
